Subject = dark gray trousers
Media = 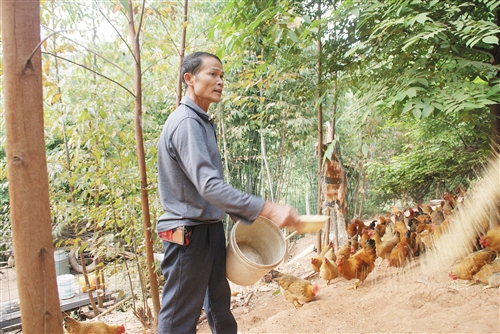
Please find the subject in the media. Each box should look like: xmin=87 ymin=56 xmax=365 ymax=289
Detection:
xmin=158 ymin=222 xmax=237 ymax=334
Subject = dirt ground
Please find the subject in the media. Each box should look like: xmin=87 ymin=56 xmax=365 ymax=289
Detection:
xmin=107 ymin=233 xmax=500 ymax=334
xmin=196 ymin=248 xmax=500 ymax=334
xmin=1 ymin=236 xmax=499 ymax=334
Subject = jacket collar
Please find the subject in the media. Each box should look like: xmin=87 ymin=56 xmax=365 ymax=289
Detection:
xmin=180 ymin=96 xmax=214 ymax=124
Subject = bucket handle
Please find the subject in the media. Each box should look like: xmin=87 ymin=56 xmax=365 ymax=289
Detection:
xmin=284 ymin=230 xmax=297 ymax=241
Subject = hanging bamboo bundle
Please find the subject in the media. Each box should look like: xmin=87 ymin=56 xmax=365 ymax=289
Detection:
xmin=321 ymin=152 xmax=347 ymax=218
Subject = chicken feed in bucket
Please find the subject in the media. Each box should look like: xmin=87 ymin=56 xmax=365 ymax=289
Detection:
xmin=297 ymin=214 xmax=329 ymax=233
xmin=226 ymin=217 xmax=286 ymax=286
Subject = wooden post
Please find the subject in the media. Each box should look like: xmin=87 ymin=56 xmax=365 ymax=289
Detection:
xmin=2 ymin=0 xmax=63 ymax=332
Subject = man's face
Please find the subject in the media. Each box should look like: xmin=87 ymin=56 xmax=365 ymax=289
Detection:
xmin=186 ymin=56 xmax=224 ymax=111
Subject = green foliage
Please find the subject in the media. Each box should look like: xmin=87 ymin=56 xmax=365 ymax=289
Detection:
xmin=348 ymin=0 xmax=500 ymax=115
xmin=208 ymin=0 xmax=326 ymax=205
xmin=332 ymin=0 xmax=497 ymax=216
xmin=36 ymin=0 xmax=229 ymax=258
xmin=1 ymin=0 xmax=499 ymax=249
xmin=37 ymin=1 xmax=177 ymax=257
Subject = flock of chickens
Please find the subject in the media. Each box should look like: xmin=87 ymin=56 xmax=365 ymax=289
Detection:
xmin=270 ymin=191 xmax=500 ymax=309
xmin=61 ymin=189 xmax=500 ymax=330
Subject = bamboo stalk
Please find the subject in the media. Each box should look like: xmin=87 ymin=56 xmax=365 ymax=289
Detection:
xmin=79 ymin=246 xmax=99 ymax=316
xmin=96 ymin=296 xmax=132 ymax=319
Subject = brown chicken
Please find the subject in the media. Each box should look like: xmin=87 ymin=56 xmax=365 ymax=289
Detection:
xmin=409 ymin=231 xmax=421 ymax=257
xmin=336 ymin=240 xmax=351 ymax=260
xmin=443 ymin=191 xmax=457 ymax=211
xmin=483 ymin=272 xmax=500 ymax=289
xmin=479 ymin=226 xmax=500 ymax=252
xmin=419 ymin=230 xmax=434 ymax=251
xmin=372 ymin=226 xmax=399 ymax=266
xmin=430 ymin=203 xmax=445 ymax=225
xmin=432 ymin=216 xmax=452 ymax=241
xmin=336 ymin=239 xmax=377 ymax=290
xmin=404 ymin=207 xmax=417 ymax=222
xmin=394 ymin=220 xmax=408 ymax=237
xmin=449 ymin=249 xmax=497 ymax=281
xmin=270 ymin=270 xmax=319 ymax=309
xmin=442 ymin=201 xmax=454 ymax=217
xmin=377 ymin=216 xmax=389 ymax=237
xmin=320 ymin=256 xmax=339 ymax=286
xmin=407 ymin=217 xmax=419 ymax=233
xmin=388 ymin=230 xmax=412 ymax=268
xmin=359 ymin=228 xmax=371 ymax=247
xmin=391 ymin=205 xmax=404 ymax=219
xmin=416 ymin=214 xmax=431 ymax=224
xmin=416 ymin=221 xmax=433 ymax=233
xmin=350 ymin=219 xmax=375 ymax=237
xmin=311 ymin=242 xmax=333 ymax=272
xmin=418 ymin=202 xmax=433 ymax=215
xmin=323 ymin=243 xmax=336 ymax=262
xmin=350 ymin=235 xmax=359 ymax=254
xmin=472 ymin=258 xmax=500 ymax=285
xmin=346 ymin=219 xmax=359 ymax=238
xmin=64 ymin=317 xmax=125 ymax=334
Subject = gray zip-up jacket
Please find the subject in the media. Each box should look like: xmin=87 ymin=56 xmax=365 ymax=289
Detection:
xmin=156 ymin=96 xmax=265 ymax=233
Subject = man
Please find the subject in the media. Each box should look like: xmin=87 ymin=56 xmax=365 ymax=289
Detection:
xmin=157 ymin=51 xmax=302 ymax=334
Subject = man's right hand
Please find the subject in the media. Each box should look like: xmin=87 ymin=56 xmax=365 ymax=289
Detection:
xmin=258 ymin=201 xmax=303 ymax=232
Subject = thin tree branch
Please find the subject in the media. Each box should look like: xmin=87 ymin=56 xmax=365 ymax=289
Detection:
xmin=141 ymin=55 xmax=171 ymax=75
xmin=472 ymin=45 xmax=495 ymax=60
xmin=42 ymin=52 xmax=135 ymax=97
xmin=56 ymin=34 xmax=133 ymax=79
xmin=126 ymin=0 xmax=140 ymax=65
xmin=136 ymin=0 xmax=146 ymax=44
xmin=24 ymin=29 xmax=91 ymax=71
xmin=146 ymin=3 xmax=178 ymax=49
xmin=94 ymin=0 xmax=134 ymax=57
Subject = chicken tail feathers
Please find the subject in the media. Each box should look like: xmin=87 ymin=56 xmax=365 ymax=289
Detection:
xmin=63 ymin=317 xmax=79 ymax=332
xmin=365 ymin=238 xmax=376 ymax=253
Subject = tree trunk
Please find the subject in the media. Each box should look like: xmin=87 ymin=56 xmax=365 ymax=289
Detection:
xmin=2 ymin=0 xmax=63 ymax=332
xmin=127 ymin=0 xmax=160 ymax=324
xmin=316 ymin=1 xmax=323 ymax=253
xmin=90 ymin=3 xmax=106 ymax=308
xmin=176 ymin=0 xmax=188 ymax=107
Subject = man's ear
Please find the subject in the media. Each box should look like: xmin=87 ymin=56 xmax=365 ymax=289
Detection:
xmin=184 ymin=72 xmax=194 ymax=86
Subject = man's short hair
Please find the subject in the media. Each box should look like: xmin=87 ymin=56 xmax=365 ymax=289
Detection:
xmin=181 ymin=52 xmax=222 ymax=88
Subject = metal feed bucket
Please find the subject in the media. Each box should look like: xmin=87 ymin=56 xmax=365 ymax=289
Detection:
xmin=226 ymin=217 xmax=286 ymax=286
